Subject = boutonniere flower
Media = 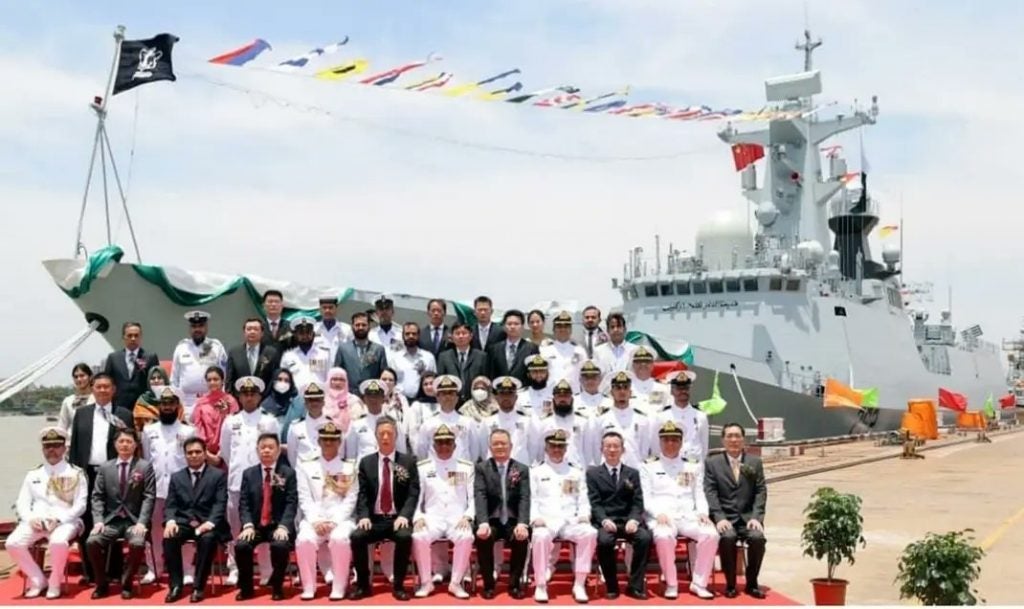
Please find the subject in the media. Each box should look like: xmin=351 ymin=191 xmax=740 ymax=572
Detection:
xmin=624 ymin=478 xmax=635 ymax=490
xmin=258 ymin=355 xmax=270 ymax=367
xmin=394 ymin=464 xmax=410 ymax=483
xmin=740 ymin=463 xmax=756 ymax=480
xmin=271 ymin=473 xmax=287 ymax=489
xmin=130 ymin=470 xmax=144 ymax=488
xmin=135 ymin=357 xmax=149 ymax=371
xmin=508 ymin=468 xmax=521 ymax=487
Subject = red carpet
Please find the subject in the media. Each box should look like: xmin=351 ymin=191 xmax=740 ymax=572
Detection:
xmin=1 ymin=546 xmax=799 ymax=605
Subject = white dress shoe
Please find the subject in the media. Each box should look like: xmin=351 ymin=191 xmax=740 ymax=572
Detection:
xmin=225 ymin=570 xmax=239 ymax=587
xmin=414 ymin=583 xmax=434 ymax=598
xmin=572 ymin=584 xmax=589 ymax=603
xmin=432 ymin=573 xmax=444 ymax=584
xmin=24 ymin=585 xmax=45 ymax=599
xmin=300 ymin=590 xmax=316 ymax=601
xmin=689 ymin=583 xmax=714 ymax=599
xmin=45 ymin=588 xmax=61 ymax=600
xmin=534 ymin=585 xmax=549 ymax=603
xmin=140 ymin=571 xmax=157 ymax=585
xmin=664 ymin=584 xmax=678 ymax=599
xmin=324 ymin=569 xmax=334 ymax=585
xmin=448 ymin=583 xmax=469 ymax=599
xmin=329 ymin=588 xmax=346 ymax=601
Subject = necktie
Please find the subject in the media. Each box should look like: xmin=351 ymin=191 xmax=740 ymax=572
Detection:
xmin=731 ymin=459 xmax=740 ymax=483
xmin=507 ymin=343 xmax=516 ymax=368
xmin=261 ymin=467 xmax=273 ymax=527
xmin=499 ymin=464 xmax=508 ymax=524
xmin=433 ymin=328 xmax=441 ymax=350
xmin=270 ymin=320 xmax=278 ymax=337
xmin=97 ymin=406 xmax=113 ymax=425
xmin=380 ymin=457 xmax=394 ymax=514
xmin=480 ymin=326 xmax=488 ymax=348
xmin=127 ymin=351 xmax=137 ymax=378
xmin=248 ymin=346 xmax=258 ymax=373
xmin=192 ymin=470 xmax=201 ymax=488
xmin=459 ymin=351 xmax=467 ymax=369
xmin=610 ymin=466 xmax=618 ymax=487
xmin=587 ymin=331 xmax=594 ymax=358
xmin=119 ymin=462 xmax=128 ymax=496
xmin=357 ymin=343 xmax=366 ymax=360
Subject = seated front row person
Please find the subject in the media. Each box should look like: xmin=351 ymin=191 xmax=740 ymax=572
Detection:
xmin=162 ymin=437 xmax=229 ymax=604
xmin=704 ymin=422 xmax=768 ymax=599
xmin=640 ymin=420 xmax=719 ymax=600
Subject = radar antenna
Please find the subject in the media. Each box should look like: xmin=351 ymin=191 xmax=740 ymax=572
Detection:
xmin=795 ymin=29 xmax=822 ymax=71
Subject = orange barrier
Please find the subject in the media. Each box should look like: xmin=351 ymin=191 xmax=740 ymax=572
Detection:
xmin=956 ymin=411 xmax=986 ymax=431
xmin=900 ymin=412 xmax=929 ymax=439
xmin=907 ymin=399 xmax=939 ymax=440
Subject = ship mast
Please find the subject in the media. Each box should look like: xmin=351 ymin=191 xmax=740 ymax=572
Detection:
xmin=795 ymin=29 xmax=822 ymax=72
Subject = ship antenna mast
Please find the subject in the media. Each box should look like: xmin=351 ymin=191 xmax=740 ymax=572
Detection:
xmin=795 ymin=29 xmax=822 ymax=72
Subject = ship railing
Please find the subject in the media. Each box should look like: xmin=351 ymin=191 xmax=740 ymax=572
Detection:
xmin=828 ymin=196 xmax=879 ymax=218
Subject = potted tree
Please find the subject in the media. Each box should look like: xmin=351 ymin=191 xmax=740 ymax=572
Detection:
xmin=800 ymin=487 xmax=866 ymax=605
xmin=895 ymin=529 xmax=985 ymax=605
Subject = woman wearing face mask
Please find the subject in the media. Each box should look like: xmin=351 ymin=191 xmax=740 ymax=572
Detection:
xmin=406 ymin=372 xmax=439 ymax=457
xmin=191 ymin=366 xmax=239 ymax=468
xmin=132 ymin=366 xmax=179 ymax=432
xmin=260 ymin=368 xmax=305 ymax=445
xmin=459 ymin=375 xmax=498 ymax=422
xmin=58 ymin=362 xmax=94 ymax=434
xmin=324 ymin=367 xmax=365 ymax=433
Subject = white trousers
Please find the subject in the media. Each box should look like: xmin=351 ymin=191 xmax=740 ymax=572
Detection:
xmin=226 ymin=490 xmax=271 ymax=578
xmin=531 ymin=520 xmax=597 ymax=583
xmin=296 ymin=521 xmax=354 ymax=597
xmin=7 ymin=521 xmax=80 ymax=590
xmin=412 ymin=519 xmax=473 ymax=585
xmin=649 ymin=517 xmax=719 ymax=589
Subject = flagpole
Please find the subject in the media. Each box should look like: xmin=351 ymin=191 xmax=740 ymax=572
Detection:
xmin=73 ymin=25 xmax=125 ymax=258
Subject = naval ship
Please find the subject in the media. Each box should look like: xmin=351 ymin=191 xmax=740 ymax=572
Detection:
xmin=615 ymin=33 xmax=1006 ymax=439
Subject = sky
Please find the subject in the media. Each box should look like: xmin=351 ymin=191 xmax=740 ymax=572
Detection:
xmin=1 ymin=0 xmax=1022 ymax=385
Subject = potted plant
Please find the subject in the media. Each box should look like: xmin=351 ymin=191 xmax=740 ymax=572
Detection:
xmin=895 ymin=529 xmax=985 ymax=605
xmin=800 ymin=487 xmax=866 ymax=605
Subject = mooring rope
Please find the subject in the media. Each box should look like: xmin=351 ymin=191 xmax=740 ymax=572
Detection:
xmin=0 ymin=317 xmax=105 ymax=403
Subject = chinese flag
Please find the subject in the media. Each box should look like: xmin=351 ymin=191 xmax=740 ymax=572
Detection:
xmin=938 ymin=388 xmax=968 ymax=412
xmin=999 ymin=393 xmax=1017 ymax=408
xmin=732 ymin=143 xmax=764 ymax=171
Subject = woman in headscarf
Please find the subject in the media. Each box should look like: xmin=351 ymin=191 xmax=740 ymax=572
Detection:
xmin=324 ymin=367 xmax=364 ymax=433
xmin=191 ymin=365 xmax=239 ymax=468
xmin=260 ymin=368 xmax=305 ymax=446
xmin=58 ymin=362 xmax=94 ymax=434
xmin=459 ymin=375 xmax=498 ymax=423
xmin=379 ymin=367 xmax=409 ymax=423
xmin=133 ymin=365 xmax=177 ymax=432
xmin=406 ymin=371 xmax=438 ymax=458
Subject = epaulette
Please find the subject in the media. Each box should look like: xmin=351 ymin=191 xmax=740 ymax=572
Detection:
xmin=662 ymin=405 xmax=672 ymax=411
xmin=542 ymin=412 xmax=553 ymax=418
xmin=597 ymin=405 xmax=609 ymax=415
xmin=418 ymin=458 xmax=432 ymax=466
xmin=457 ymin=459 xmax=473 ymax=466
xmin=645 ymin=456 xmax=660 ymax=463
xmin=515 ymin=409 xmax=528 ymax=417
xmin=574 ymin=410 xmax=589 ymax=418
xmin=633 ymin=408 xmax=647 ymax=416
xmin=293 ymin=415 xmax=307 ymax=423
xmin=300 ymin=453 xmax=319 ymax=463
xmin=355 ymin=413 xmax=368 ymax=419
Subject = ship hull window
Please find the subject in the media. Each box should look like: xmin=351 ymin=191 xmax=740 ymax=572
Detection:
xmin=675 ymin=282 xmax=691 ymax=295
xmin=709 ymin=280 xmax=724 ymax=294
xmin=725 ymin=279 xmax=741 ymax=293
xmin=692 ymin=282 xmax=708 ymax=295
xmin=742 ymin=278 xmax=759 ymax=292
xmin=660 ymin=283 xmax=673 ymax=296
xmin=785 ymin=279 xmax=801 ymax=291
xmin=769 ymin=277 xmax=783 ymax=291
xmin=644 ymin=284 xmax=658 ymax=297
xmin=834 ymin=306 xmax=847 ymax=317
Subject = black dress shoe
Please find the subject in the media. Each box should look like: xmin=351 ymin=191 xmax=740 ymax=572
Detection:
xmin=272 ymin=590 xmax=285 ymax=602
xmin=724 ymin=588 xmax=739 ymax=598
xmin=746 ymin=586 xmax=767 ymax=599
xmin=481 ymin=588 xmax=496 ymax=600
xmin=190 ymin=590 xmax=204 ymax=603
xmin=625 ymin=589 xmax=648 ymax=600
xmin=80 ymin=576 xmax=94 ymax=588
xmin=605 ymin=591 xmax=620 ymax=600
xmin=509 ymin=587 xmax=526 ymax=600
xmin=165 ymin=586 xmax=183 ymax=603
xmin=236 ymin=591 xmax=254 ymax=601
xmin=393 ymin=588 xmax=411 ymax=601
xmin=121 ymin=589 xmax=134 ymax=600
xmin=91 ymin=586 xmax=109 ymax=600
xmin=347 ymin=587 xmax=370 ymax=600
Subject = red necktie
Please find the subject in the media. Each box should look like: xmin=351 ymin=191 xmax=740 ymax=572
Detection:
xmin=260 ymin=467 xmax=273 ymax=527
xmin=380 ymin=457 xmax=394 ymax=514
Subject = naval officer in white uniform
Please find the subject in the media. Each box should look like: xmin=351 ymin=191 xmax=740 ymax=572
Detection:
xmin=539 ymin=311 xmax=588 ymax=393
xmin=7 ymin=427 xmax=88 ymax=599
xmin=412 ymin=424 xmax=475 ymax=599
xmin=170 ymin=311 xmax=228 ymax=416
xmin=279 ymin=316 xmax=333 ymax=391
xmin=655 ymin=370 xmax=710 ymax=463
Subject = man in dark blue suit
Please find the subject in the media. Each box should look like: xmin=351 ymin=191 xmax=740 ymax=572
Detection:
xmin=162 ymin=437 xmax=229 ymax=604
xmin=334 ymin=311 xmax=386 ymax=396
xmin=235 ymin=433 xmax=297 ymax=601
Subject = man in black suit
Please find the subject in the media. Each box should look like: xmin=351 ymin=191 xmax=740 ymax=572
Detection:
xmin=226 ymin=317 xmax=280 ymax=395
xmin=586 ymin=431 xmax=651 ymax=600
xmin=68 ymin=373 xmax=135 ymax=585
xmin=704 ymin=423 xmax=768 ymax=599
xmin=334 ymin=311 xmax=387 ymax=396
xmin=101 ymin=322 xmax=160 ymax=411
xmin=85 ymin=428 xmax=156 ymax=599
xmin=419 ymin=298 xmax=453 ymax=357
xmin=260 ymin=289 xmax=292 ymax=351
xmin=470 ymin=296 xmax=506 ymax=352
xmin=473 ymin=428 xmax=531 ymax=600
xmin=235 ymin=433 xmax=297 ymax=601
xmin=436 ymin=323 xmax=487 ymax=402
xmin=486 ymin=309 xmax=539 ymax=384
xmin=348 ymin=416 xmax=420 ymax=601
xmin=162 ymin=437 xmax=230 ymax=603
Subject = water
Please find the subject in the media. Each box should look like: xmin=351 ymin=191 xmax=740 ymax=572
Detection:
xmin=0 ymin=416 xmax=62 ymax=519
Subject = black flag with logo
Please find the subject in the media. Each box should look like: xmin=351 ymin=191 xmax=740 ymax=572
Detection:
xmin=112 ymin=33 xmax=179 ymax=95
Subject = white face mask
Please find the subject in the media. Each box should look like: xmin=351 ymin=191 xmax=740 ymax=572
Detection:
xmin=150 ymin=382 xmax=165 ymax=393
xmin=471 ymin=388 xmax=489 ymax=403
xmin=273 ymin=381 xmax=290 ymax=394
